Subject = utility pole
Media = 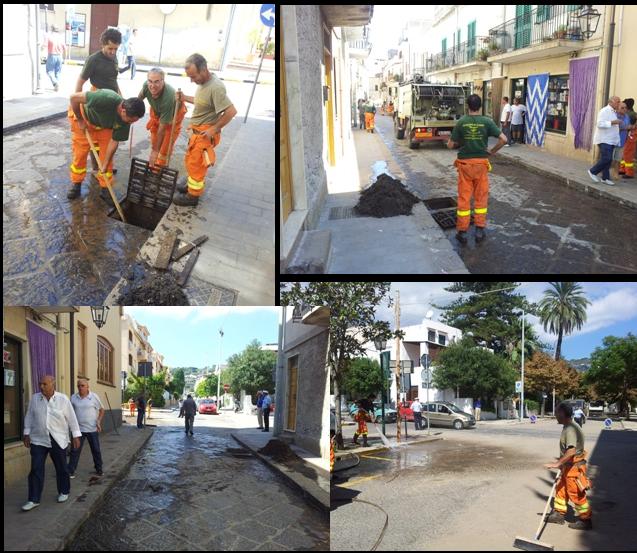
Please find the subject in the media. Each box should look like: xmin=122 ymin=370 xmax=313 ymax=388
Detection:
xmin=217 ymin=328 xmax=223 ymax=407
xmin=395 ymin=290 xmax=401 ymax=443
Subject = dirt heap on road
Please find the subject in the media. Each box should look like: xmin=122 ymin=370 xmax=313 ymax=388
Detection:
xmin=117 ymin=262 xmax=189 ymax=305
xmin=354 ymin=173 xmax=420 ymax=218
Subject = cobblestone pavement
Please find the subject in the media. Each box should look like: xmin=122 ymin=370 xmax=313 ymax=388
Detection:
xmin=66 ymin=419 xmax=328 ymax=551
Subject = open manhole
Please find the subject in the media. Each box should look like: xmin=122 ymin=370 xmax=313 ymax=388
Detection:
xmin=329 ymin=206 xmax=358 ymax=220
xmin=423 ymin=197 xmax=457 ymax=210
xmin=108 ymin=158 xmax=178 ymax=230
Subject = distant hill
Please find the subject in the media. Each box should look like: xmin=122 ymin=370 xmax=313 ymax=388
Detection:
xmin=567 ymin=358 xmax=591 ymax=373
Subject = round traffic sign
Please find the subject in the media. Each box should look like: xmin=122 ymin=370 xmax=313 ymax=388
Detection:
xmin=604 ymin=418 xmax=612 ymax=428
xmin=529 ymin=415 xmax=537 ymax=423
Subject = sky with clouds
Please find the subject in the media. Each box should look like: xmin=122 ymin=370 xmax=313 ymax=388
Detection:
xmin=123 ymin=307 xmax=281 ymax=368
xmin=373 ymin=282 xmax=637 ymax=359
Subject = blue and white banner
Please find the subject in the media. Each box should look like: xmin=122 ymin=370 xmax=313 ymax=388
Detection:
xmin=525 ymin=73 xmax=549 ymax=147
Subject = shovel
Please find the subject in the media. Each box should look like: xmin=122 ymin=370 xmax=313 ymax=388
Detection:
xmin=84 ymin=128 xmax=127 ymax=224
xmin=164 ymin=88 xmax=182 ymax=169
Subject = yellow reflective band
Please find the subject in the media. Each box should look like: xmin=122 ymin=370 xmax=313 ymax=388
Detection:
xmin=474 ymin=207 xmax=488 ymax=214
xmin=187 ymin=176 xmax=204 ymax=191
xmin=70 ymin=164 xmax=87 ymax=174
xmin=625 ymin=162 xmax=634 ymax=167
xmin=457 ymin=209 xmax=471 ymax=217
xmin=554 ymin=498 xmax=566 ymax=506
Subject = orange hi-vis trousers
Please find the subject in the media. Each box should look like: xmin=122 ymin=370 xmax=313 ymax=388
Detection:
xmin=146 ymin=104 xmax=187 ymax=168
xmin=454 ymin=157 xmax=491 ymax=232
xmin=184 ymin=124 xmax=221 ymax=197
xmin=68 ymin=103 xmax=114 ymax=188
xmin=365 ymin=112 xmax=375 ymax=131
xmin=621 ymin=131 xmax=636 ymax=177
xmin=554 ymin=455 xmax=592 ymax=521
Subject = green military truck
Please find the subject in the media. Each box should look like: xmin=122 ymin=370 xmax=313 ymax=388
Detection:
xmin=394 ymin=75 xmax=471 ymax=148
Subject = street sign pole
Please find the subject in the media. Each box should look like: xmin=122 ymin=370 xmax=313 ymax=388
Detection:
xmin=521 ymin=309 xmax=525 ymax=422
xmin=245 ymin=4 xmax=274 ymax=123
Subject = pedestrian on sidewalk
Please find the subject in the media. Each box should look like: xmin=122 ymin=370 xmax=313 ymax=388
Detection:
xmin=179 ymin=394 xmax=197 ymax=436
xmin=573 ymin=406 xmax=586 ymax=427
xmin=412 ymin=398 xmax=423 ymax=430
xmin=612 ymin=101 xmax=631 ymax=179
xmin=42 ymin=24 xmax=67 ymax=92
xmin=68 ymin=377 xmax=104 ymax=478
xmin=620 ymin=98 xmax=636 ymax=180
xmin=173 ymin=53 xmax=238 ymax=207
xmin=448 ymin=94 xmax=508 ymax=245
xmin=474 ymin=398 xmax=482 ymax=421
xmin=364 ymin=101 xmax=376 ymax=133
xmin=128 ymin=397 xmax=135 ymax=417
xmin=261 ymin=390 xmax=272 ymax=432
xmin=147 ymin=397 xmax=153 ymax=419
xmin=118 ymin=28 xmax=137 ymax=79
xmin=588 ymin=96 xmax=622 ymax=186
xmin=21 ymin=375 xmax=82 ymax=511
xmin=544 ymin=402 xmax=592 ymax=530
xmin=500 ymin=97 xmax=512 ymax=146
xmin=358 ymin=99 xmax=365 ymax=130
xmin=510 ymin=98 xmax=526 ymax=144
xmin=136 ymin=393 xmax=146 ymax=429
xmin=256 ymin=391 xmax=264 ymax=429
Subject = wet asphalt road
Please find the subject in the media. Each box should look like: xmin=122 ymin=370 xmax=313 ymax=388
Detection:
xmin=66 ymin=421 xmax=328 ymax=551
xmin=373 ymin=115 xmax=637 ymax=274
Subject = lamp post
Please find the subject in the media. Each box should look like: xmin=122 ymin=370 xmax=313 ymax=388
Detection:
xmin=217 ymin=328 xmax=223 ymax=408
xmin=90 ymin=306 xmax=109 ymax=329
xmin=374 ymin=337 xmax=388 ymax=436
xmin=577 ymin=5 xmax=601 ymax=39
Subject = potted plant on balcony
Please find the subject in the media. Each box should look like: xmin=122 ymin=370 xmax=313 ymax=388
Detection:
xmin=478 ymin=48 xmax=489 ymax=61
xmin=553 ymin=25 xmax=567 ymax=39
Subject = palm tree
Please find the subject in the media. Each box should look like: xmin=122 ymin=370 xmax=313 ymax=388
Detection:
xmin=538 ymin=282 xmax=591 ymax=361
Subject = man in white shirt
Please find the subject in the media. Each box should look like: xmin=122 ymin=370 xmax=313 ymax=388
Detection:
xmin=511 ymin=98 xmax=527 ymax=144
xmin=68 ymin=377 xmax=105 ymax=478
xmin=588 ymin=96 xmax=622 ymax=186
xmin=411 ymin=398 xmax=423 ymax=430
xmin=500 ymin=97 xmax=513 ymax=146
xmin=22 ymin=375 xmax=81 ymax=511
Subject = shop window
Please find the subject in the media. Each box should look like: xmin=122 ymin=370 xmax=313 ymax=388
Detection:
xmin=546 ymin=75 xmax=569 ymax=134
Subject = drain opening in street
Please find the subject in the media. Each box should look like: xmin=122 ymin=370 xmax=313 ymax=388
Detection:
xmin=354 ymin=173 xmax=420 ymax=217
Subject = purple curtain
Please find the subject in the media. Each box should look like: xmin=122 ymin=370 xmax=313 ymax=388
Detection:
xmin=27 ymin=320 xmax=56 ymax=393
xmin=569 ymin=57 xmax=599 ymax=151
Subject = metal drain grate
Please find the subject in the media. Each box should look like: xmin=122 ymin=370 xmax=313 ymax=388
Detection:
xmin=431 ymin=209 xmax=457 ymax=229
xmin=329 ymin=206 xmax=359 ymax=220
xmin=127 ymin=157 xmax=178 ymax=210
xmin=423 ymin=197 xmax=457 ymax=210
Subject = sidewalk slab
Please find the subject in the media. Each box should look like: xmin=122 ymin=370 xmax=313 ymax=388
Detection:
xmin=3 ymin=96 xmax=69 ymax=135
xmin=231 ymin=429 xmax=329 ymax=514
xmin=3 ymin=422 xmax=153 ymax=551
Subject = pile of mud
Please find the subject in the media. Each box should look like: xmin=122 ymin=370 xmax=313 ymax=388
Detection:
xmin=258 ymin=439 xmax=299 ymax=463
xmin=354 ymin=173 xmax=420 ymax=218
xmin=117 ymin=263 xmax=189 ymax=305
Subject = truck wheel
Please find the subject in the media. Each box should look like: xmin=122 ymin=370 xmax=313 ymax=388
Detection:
xmin=408 ymin=138 xmax=419 ymax=149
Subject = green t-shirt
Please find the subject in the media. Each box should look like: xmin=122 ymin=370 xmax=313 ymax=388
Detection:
xmin=560 ymin=421 xmax=585 ymax=457
xmin=189 ymin=74 xmax=233 ymax=126
xmin=141 ymin=82 xmax=177 ymax=124
xmin=451 ymin=114 xmax=502 ymax=159
xmin=85 ymin=89 xmax=130 ymax=142
xmin=364 ymin=104 xmax=376 ymax=114
xmin=80 ymin=51 xmax=119 ymax=92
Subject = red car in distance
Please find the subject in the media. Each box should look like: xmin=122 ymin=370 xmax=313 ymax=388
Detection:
xmin=198 ymin=399 xmax=218 ymax=415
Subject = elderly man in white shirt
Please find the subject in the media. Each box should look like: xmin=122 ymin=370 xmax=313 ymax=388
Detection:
xmin=22 ymin=374 xmax=81 ymax=511
xmin=68 ymin=377 xmax=105 ymax=479
xmin=588 ymin=96 xmax=622 ymax=186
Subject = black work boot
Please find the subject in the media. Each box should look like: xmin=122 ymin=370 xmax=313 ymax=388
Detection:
xmin=362 ymin=436 xmax=370 ymax=447
xmin=456 ymin=230 xmax=468 ymax=245
xmin=67 ymin=184 xmax=82 ymax=199
xmin=176 ymin=177 xmax=188 ymax=194
xmin=568 ymin=519 xmax=592 ymax=530
xmin=475 ymin=227 xmax=487 ymax=243
xmin=545 ymin=512 xmax=566 ymax=525
xmin=173 ymin=191 xmax=199 ymax=207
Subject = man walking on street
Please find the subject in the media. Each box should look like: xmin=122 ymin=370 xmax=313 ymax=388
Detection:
xmin=474 ymin=398 xmax=482 ymax=421
xmin=261 ymin=390 xmax=272 ymax=432
xmin=136 ymin=393 xmax=146 ymax=429
xmin=256 ymin=391 xmax=264 ymax=429
xmin=21 ymin=375 xmax=81 ymax=511
xmin=544 ymin=402 xmax=592 ymax=530
xmin=588 ymin=96 xmax=622 ymax=186
xmin=42 ymin=24 xmax=66 ymax=92
xmin=412 ymin=398 xmax=423 ymax=430
xmin=500 ymin=97 xmax=512 ymax=146
xmin=179 ymin=394 xmax=197 ymax=436
xmin=448 ymin=94 xmax=508 ymax=245
xmin=68 ymin=377 xmax=105 ymax=478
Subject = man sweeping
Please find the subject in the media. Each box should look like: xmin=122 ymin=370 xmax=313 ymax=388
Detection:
xmin=544 ymin=402 xmax=592 ymax=530
xmin=447 ymin=94 xmax=507 ymax=245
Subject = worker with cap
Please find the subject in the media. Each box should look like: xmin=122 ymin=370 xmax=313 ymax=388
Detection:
xmin=448 ymin=94 xmax=507 ymax=245
xmin=67 ymin=89 xmax=145 ymax=203
xmin=544 ymin=402 xmax=592 ymax=530
xmin=261 ymin=390 xmax=272 ymax=432
xmin=173 ymin=53 xmax=237 ymax=207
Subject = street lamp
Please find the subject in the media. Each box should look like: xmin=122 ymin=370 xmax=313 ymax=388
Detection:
xmin=374 ymin=337 xmax=388 ymax=436
xmin=90 ymin=306 xmax=110 ymax=329
xmin=577 ymin=5 xmax=601 ymax=39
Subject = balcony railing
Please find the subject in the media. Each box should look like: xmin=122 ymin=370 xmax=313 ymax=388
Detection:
xmin=426 ymin=36 xmax=489 ymax=73
xmin=487 ymin=5 xmax=584 ymax=55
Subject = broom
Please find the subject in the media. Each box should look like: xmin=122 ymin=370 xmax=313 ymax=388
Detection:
xmin=513 ymin=472 xmax=560 ymax=551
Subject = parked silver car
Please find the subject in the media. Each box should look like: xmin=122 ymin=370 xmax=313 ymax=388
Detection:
xmin=421 ymin=401 xmax=476 ymax=430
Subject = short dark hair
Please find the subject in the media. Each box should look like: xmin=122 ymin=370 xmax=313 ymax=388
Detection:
xmin=187 ymin=394 xmax=192 ymax=398
xmin=624 ymin=98 xmax=635 ymax=111
xmin=502 ymin=96 xmax=509 ymax=102
xmin=100 ymin=27 xmax=122 ymax=46
xmin=557 ymin=402 xmax=573 ymax=418
xmin=467 ymin=94 xmax=482 ymax=111
xmin=185 ymin=53 xmax=208 ymax=72
xmin=122 ymin=97 xmax=145 ymax=118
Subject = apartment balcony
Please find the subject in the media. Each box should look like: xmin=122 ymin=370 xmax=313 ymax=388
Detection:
xmin=348 ymin=38 xmax=372 ymax=60
xmin=486 ymin=5 xmax=586 ymax=64
xmin=290 ymin=304 xmax=330 ymax=327
xmin=426 ymin=36 xmax=490 ymax=75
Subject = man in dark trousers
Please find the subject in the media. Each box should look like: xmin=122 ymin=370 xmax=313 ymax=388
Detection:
xmin=179 ymin=394 xmax=197 ymax=436
xmin=261 ymin=390 xmax=272 ymax=432
xmin=136 ymin=394 xmax=146 ymax=429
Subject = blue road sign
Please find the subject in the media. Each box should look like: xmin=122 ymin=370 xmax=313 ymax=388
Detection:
xmin=604 ymin=418 xmax=612 ymax=428
xmin=530 ymin=414 xmax=537 ymax=423
xmin=260 ymin=4 xmax=275 ymax=27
